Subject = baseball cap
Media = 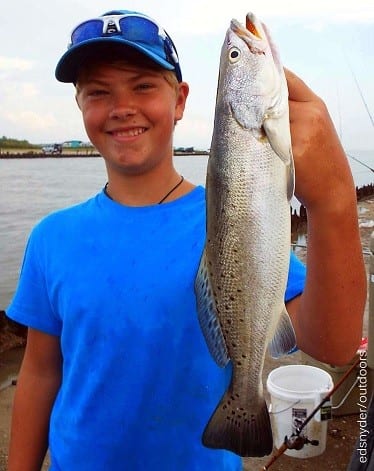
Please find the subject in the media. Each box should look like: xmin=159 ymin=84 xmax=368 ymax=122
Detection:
xmin=55 ymin=10 xmax=182 ymax=83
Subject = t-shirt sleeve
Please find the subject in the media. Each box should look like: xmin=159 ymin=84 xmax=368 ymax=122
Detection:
xmin=285 ymin=251 xmax=306 ymax=302
xmin=6 ymin=223 xmax=62 ymax=336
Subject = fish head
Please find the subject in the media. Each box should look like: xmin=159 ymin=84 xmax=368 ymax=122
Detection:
xmin=216 ymin=12 xmax=289 ymax=135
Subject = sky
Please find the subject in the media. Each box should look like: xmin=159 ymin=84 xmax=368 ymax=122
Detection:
xmin=1 ymin=0 xmax=374 ymax=153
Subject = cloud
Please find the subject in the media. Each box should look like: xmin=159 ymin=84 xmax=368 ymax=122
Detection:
xmin=157 ymin=0 xmax=374 ymax=35
xmin=0 ymin=56 xmax=33 ymax=71
xmin=2 ymin=82 xmax=39 ymax=102
xmin=4 ymin=111 xmax=57 ymax=132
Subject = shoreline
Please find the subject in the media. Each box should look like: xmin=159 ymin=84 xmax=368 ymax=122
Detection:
xmin=0 ymin=151 xmax=210 ymax=159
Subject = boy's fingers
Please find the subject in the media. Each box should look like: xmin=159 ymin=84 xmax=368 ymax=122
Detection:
xmin=284 ymin=68 xmax=318 ymax=103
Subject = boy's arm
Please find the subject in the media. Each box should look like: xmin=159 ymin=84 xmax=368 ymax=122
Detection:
xmin=8 ymin=328 xmax=62 ymax=471
xmin=285 ymin=69 xmax=367 ymax=367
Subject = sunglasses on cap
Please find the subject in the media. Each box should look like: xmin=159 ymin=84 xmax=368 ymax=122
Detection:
xmin=68 ymin=13 xmax=182 ymax=81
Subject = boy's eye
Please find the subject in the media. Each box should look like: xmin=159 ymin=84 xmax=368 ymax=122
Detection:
xmin=87 ymin=89 xmax=108 ymax=97
xmin=135 ymin=82 xmax=155 ymax=91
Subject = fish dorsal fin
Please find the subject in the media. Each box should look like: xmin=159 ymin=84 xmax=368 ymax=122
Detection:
xmin=194 ymin=250 xmax=230 ymax=367
xmin=268 ymin=306 xmax=296 ymax=358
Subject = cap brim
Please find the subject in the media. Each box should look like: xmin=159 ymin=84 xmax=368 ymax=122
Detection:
xmin=55 ymin=37 xmax=175 ymax=83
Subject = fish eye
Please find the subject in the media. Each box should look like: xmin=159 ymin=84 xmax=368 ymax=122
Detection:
xmin=229 ymin=47 xmax=241 ymax=63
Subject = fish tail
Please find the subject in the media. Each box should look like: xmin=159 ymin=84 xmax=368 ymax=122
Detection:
xmin=202 ymin=391 xmax=273 ymax=457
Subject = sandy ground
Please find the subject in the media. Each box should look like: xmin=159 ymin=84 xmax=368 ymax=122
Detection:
xmin=0 ymin=196 xmax=373 ymax=470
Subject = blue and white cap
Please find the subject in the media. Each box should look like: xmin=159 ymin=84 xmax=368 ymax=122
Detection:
xmin=55 ymin=10 xmax=182 ymax=83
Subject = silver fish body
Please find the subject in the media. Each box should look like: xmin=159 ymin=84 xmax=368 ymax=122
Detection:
xmin=195 ymin=13 xmax=296 ymax=457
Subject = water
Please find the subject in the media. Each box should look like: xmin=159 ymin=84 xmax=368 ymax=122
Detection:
xmin=0 ymin=153 xmax=372 ymax=309
xmin=0 ymin=156 xmax=208 ymax=309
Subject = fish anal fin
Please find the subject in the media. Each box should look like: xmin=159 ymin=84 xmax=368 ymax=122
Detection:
xmin=268 ymin=306 xmax=296 ymax=358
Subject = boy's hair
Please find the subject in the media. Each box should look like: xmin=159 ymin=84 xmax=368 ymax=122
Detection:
xmin=75 ymin=45 xmax=179 ymax=93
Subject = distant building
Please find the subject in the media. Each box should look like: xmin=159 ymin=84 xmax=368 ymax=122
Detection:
xmin=62 ymin=140 xmax=83 ymax=148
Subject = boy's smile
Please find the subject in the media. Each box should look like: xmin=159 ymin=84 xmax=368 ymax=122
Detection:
xmin=75 ymin=62 xmax=188 ymax=177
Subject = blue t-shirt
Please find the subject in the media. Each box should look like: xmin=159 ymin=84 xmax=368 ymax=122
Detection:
xmin=7 ymin=186 xmax=306 ymax=470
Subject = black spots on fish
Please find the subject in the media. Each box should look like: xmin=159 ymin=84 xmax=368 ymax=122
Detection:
xmin=222 ymin=394 xmax=255 ymax=430
xmin=231 ymin=341 xmax=237 ymax=348
xmin=202 ymin=391 xmax=273 ymax=456
xmin=237 ymin=353 xmax=248 ymax=366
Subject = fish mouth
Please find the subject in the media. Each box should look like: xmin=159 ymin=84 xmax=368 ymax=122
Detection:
xmin=231 ymin=13 xmax=267 ymax=53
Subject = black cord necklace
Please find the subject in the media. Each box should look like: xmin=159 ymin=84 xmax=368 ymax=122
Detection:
xmin=158 ymin=175 xmax=184 ymax=204
xmin=103 ymin=175 xmax=184 ymax=204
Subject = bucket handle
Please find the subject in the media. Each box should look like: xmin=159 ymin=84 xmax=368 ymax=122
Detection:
xmin=314 ymin=391 xmax=332 ymax=422
xmin=269 ymin=399 xmax=301 ymax=415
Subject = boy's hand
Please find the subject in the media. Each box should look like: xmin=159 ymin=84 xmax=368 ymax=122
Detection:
xmin=285 ymin=68 xmax=356 ymax=215
xmin=284 ymin=69 xmax=366 ymax=366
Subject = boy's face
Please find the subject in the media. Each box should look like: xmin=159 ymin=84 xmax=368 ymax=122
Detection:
xmin=75 ymin=60 xmax=189 ymax=177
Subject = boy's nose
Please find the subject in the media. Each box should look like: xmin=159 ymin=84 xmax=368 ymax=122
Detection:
xmin=109 ymin=96 xmax=137 ymax=120
xmin=109 ymin=105 xmax=137 ymax=120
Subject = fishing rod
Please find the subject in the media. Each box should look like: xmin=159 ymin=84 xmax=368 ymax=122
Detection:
xmin=341 ymin=51 xmax=374 ymax=173
xmin=261 ymin=355 xmax=361 ymax=470
xmin=347 ymin=153 xmax=374 ymax=173
xmin=346 ymin=60 xmax=374 ymax=129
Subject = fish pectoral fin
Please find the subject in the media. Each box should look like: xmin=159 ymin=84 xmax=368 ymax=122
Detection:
xmin=263 ymin=113 xmax=292 ymax=165
xmin=268 ymin=306 xmax=296 ymax=358
xmin=194 ymin=251 xmax=230 ymax=367
xmin=286 ymin=157 xmax=295 ymax=202
xmin=263 ymin=115 xmax=295 ymax=202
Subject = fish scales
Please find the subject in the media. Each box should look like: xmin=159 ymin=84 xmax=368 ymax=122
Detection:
xmin=195 ymin=12 xmax=296 ymax=457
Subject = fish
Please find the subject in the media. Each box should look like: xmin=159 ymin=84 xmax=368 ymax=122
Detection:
xmin=194 ymin=12 xmax=296 ymax=457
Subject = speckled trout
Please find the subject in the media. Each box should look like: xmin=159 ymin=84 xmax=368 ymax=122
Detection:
xmin=194 ymin=13 xmax=296 ymax=457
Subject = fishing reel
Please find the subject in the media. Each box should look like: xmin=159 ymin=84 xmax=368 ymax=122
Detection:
xmin=284 ymin=433 xmax=319 ymax=450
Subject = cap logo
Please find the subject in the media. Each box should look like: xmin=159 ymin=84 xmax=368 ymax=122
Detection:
xmin=102 ymin=16 xmax=121 ymax=35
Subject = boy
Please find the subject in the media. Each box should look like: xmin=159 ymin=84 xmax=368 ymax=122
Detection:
xmin=6 ymin=9 xmax=366 ymax=471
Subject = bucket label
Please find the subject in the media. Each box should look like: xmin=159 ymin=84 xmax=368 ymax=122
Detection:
xmin=292 ymin=408 xmax=307 ymax=435
xmin=320 ymin=403 xmax=332 ymax=421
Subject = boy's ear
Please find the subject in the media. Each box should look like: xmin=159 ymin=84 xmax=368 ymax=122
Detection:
xmin=175 ymin=82 xmax=189 ymax=122
xmin=75 ymin=92 xmax=82 ymax=110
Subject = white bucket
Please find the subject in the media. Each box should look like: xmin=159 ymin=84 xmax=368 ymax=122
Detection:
xmin=266 ymin=364 xmax=333 ymax=458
